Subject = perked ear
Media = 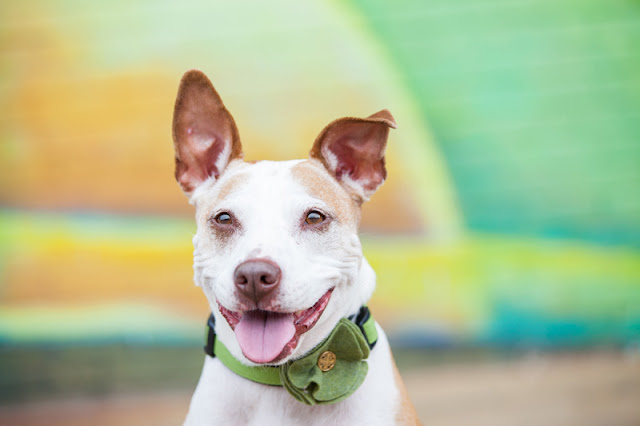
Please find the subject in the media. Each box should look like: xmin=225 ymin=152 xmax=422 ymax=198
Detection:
xmin=310 ymin=110 xmax=397 ymax=202
xmin=172 ymin=69 xmax=243 ymax=196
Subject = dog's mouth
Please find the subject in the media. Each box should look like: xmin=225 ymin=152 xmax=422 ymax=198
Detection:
xmin=217 ymin=288 xmax=334 ymax=364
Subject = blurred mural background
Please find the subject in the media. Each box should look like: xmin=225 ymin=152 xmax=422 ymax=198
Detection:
xmin=1 ymin=0 xmax=639 ymax=424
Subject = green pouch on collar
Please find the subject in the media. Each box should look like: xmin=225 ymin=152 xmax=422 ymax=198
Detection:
xmin=280 ymin=318 xmax=370 ymax=405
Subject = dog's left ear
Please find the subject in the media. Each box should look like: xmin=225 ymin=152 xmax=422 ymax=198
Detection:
xmin=172 ymin=69 xmax=243 ymax=196
xmin=310 ymin=110 xmax=397 ymax=202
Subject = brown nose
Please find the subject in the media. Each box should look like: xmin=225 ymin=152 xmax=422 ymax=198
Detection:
xmin=234 ymin=260 xmax=281 ymax=304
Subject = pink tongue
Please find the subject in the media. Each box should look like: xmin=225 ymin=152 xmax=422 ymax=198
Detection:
xmin=235 ymin=311 xmax=295 ymax=363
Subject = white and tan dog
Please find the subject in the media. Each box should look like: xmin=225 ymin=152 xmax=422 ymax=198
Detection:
xmin=172 ymin=70 xmax=419 ymax=425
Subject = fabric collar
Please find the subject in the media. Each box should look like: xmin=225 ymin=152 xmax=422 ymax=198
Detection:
xmin=204 ymin=306 xmax=378 ymax=405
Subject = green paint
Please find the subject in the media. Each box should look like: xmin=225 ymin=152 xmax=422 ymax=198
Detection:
xmin=0 ymin=209 xmax=194 ymax=248
xmin=0 ymin=303 xmax=201 ymax=344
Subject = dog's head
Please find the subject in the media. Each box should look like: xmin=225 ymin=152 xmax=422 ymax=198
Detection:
xmin=172 ymin=70 xmax=396 ymax=366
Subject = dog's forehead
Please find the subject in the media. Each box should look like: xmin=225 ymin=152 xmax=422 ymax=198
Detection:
xmin=201 ymin=159 xmax=359 ymax=224
xmin=215 ymin=160 xmax=308 ymax=203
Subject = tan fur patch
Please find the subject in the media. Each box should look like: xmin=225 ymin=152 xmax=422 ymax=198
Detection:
xmin=390 ymin=348 xmax=422 ymax=425
xmin=291 ymin=161 xmax=360 ymax=227
xmin=214 ymin=171 xmax=250 ymax=205
xmin=193 ymin=171 xmax=250 ymax=251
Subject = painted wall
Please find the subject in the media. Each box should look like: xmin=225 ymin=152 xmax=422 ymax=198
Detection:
xmin=1 ymin=0 xmax=639 ymax=350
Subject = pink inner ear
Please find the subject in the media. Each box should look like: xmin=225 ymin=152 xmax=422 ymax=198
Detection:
xmin=325 ymin=123 xmax=387 ymax=192
xmin=172 ymin=70 xmax=243 ymax=194
xmin=175 ymin=126 xmax=226 ymax=193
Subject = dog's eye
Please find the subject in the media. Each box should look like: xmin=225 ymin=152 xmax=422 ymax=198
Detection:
xmin=214 ymin=212 xmax=233 ymax=225
xmin=305 ymin=210 xmax=325 ymax=225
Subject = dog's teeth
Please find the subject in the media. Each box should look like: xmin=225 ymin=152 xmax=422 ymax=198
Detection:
xmin=295 ymin=310 xmax=304 ymax=316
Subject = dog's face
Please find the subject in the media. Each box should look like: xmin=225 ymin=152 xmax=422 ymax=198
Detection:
xmin=172 ymin=70 xmax=395 ymax=366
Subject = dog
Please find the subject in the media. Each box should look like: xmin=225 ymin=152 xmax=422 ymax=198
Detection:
xmin=172 ymin=69 xmax=420 ymax=425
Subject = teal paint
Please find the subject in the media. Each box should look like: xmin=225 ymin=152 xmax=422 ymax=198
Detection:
xmin=484 ymin=303 xmax=640 ymax=348
xmin=349 ymin=0 xmax=640 ymax=246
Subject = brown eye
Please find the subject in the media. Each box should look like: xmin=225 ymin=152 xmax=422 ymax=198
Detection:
xmin=214 ymin=212 xmax=232 ymax=225
xmin=305 ymin=210 xmax=325 ymax=225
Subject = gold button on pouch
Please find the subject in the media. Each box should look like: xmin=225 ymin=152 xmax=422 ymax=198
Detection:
xmin=317 ymin=351 xmax=337 ymax=371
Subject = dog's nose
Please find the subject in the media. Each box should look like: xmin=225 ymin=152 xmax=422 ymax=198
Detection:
xmin=234 ymin=260 xmax=281 ymax=304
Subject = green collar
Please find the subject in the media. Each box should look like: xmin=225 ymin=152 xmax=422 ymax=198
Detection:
xmin=204 ymin=306 xmax=378 ymax=405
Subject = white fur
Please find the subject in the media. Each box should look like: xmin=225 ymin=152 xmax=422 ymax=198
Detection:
xmin=214 ymin=141 xmax=232 ymax=180
xmin=184 ymin=159 xmax=401 ymax=425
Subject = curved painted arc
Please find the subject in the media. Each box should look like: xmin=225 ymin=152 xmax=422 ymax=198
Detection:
xmin=330 ymin=0 xmax=463 ymax=240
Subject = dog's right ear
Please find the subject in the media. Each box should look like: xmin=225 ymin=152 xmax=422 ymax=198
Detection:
xmin=172 ymin=69 xmax=243 ymax=196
